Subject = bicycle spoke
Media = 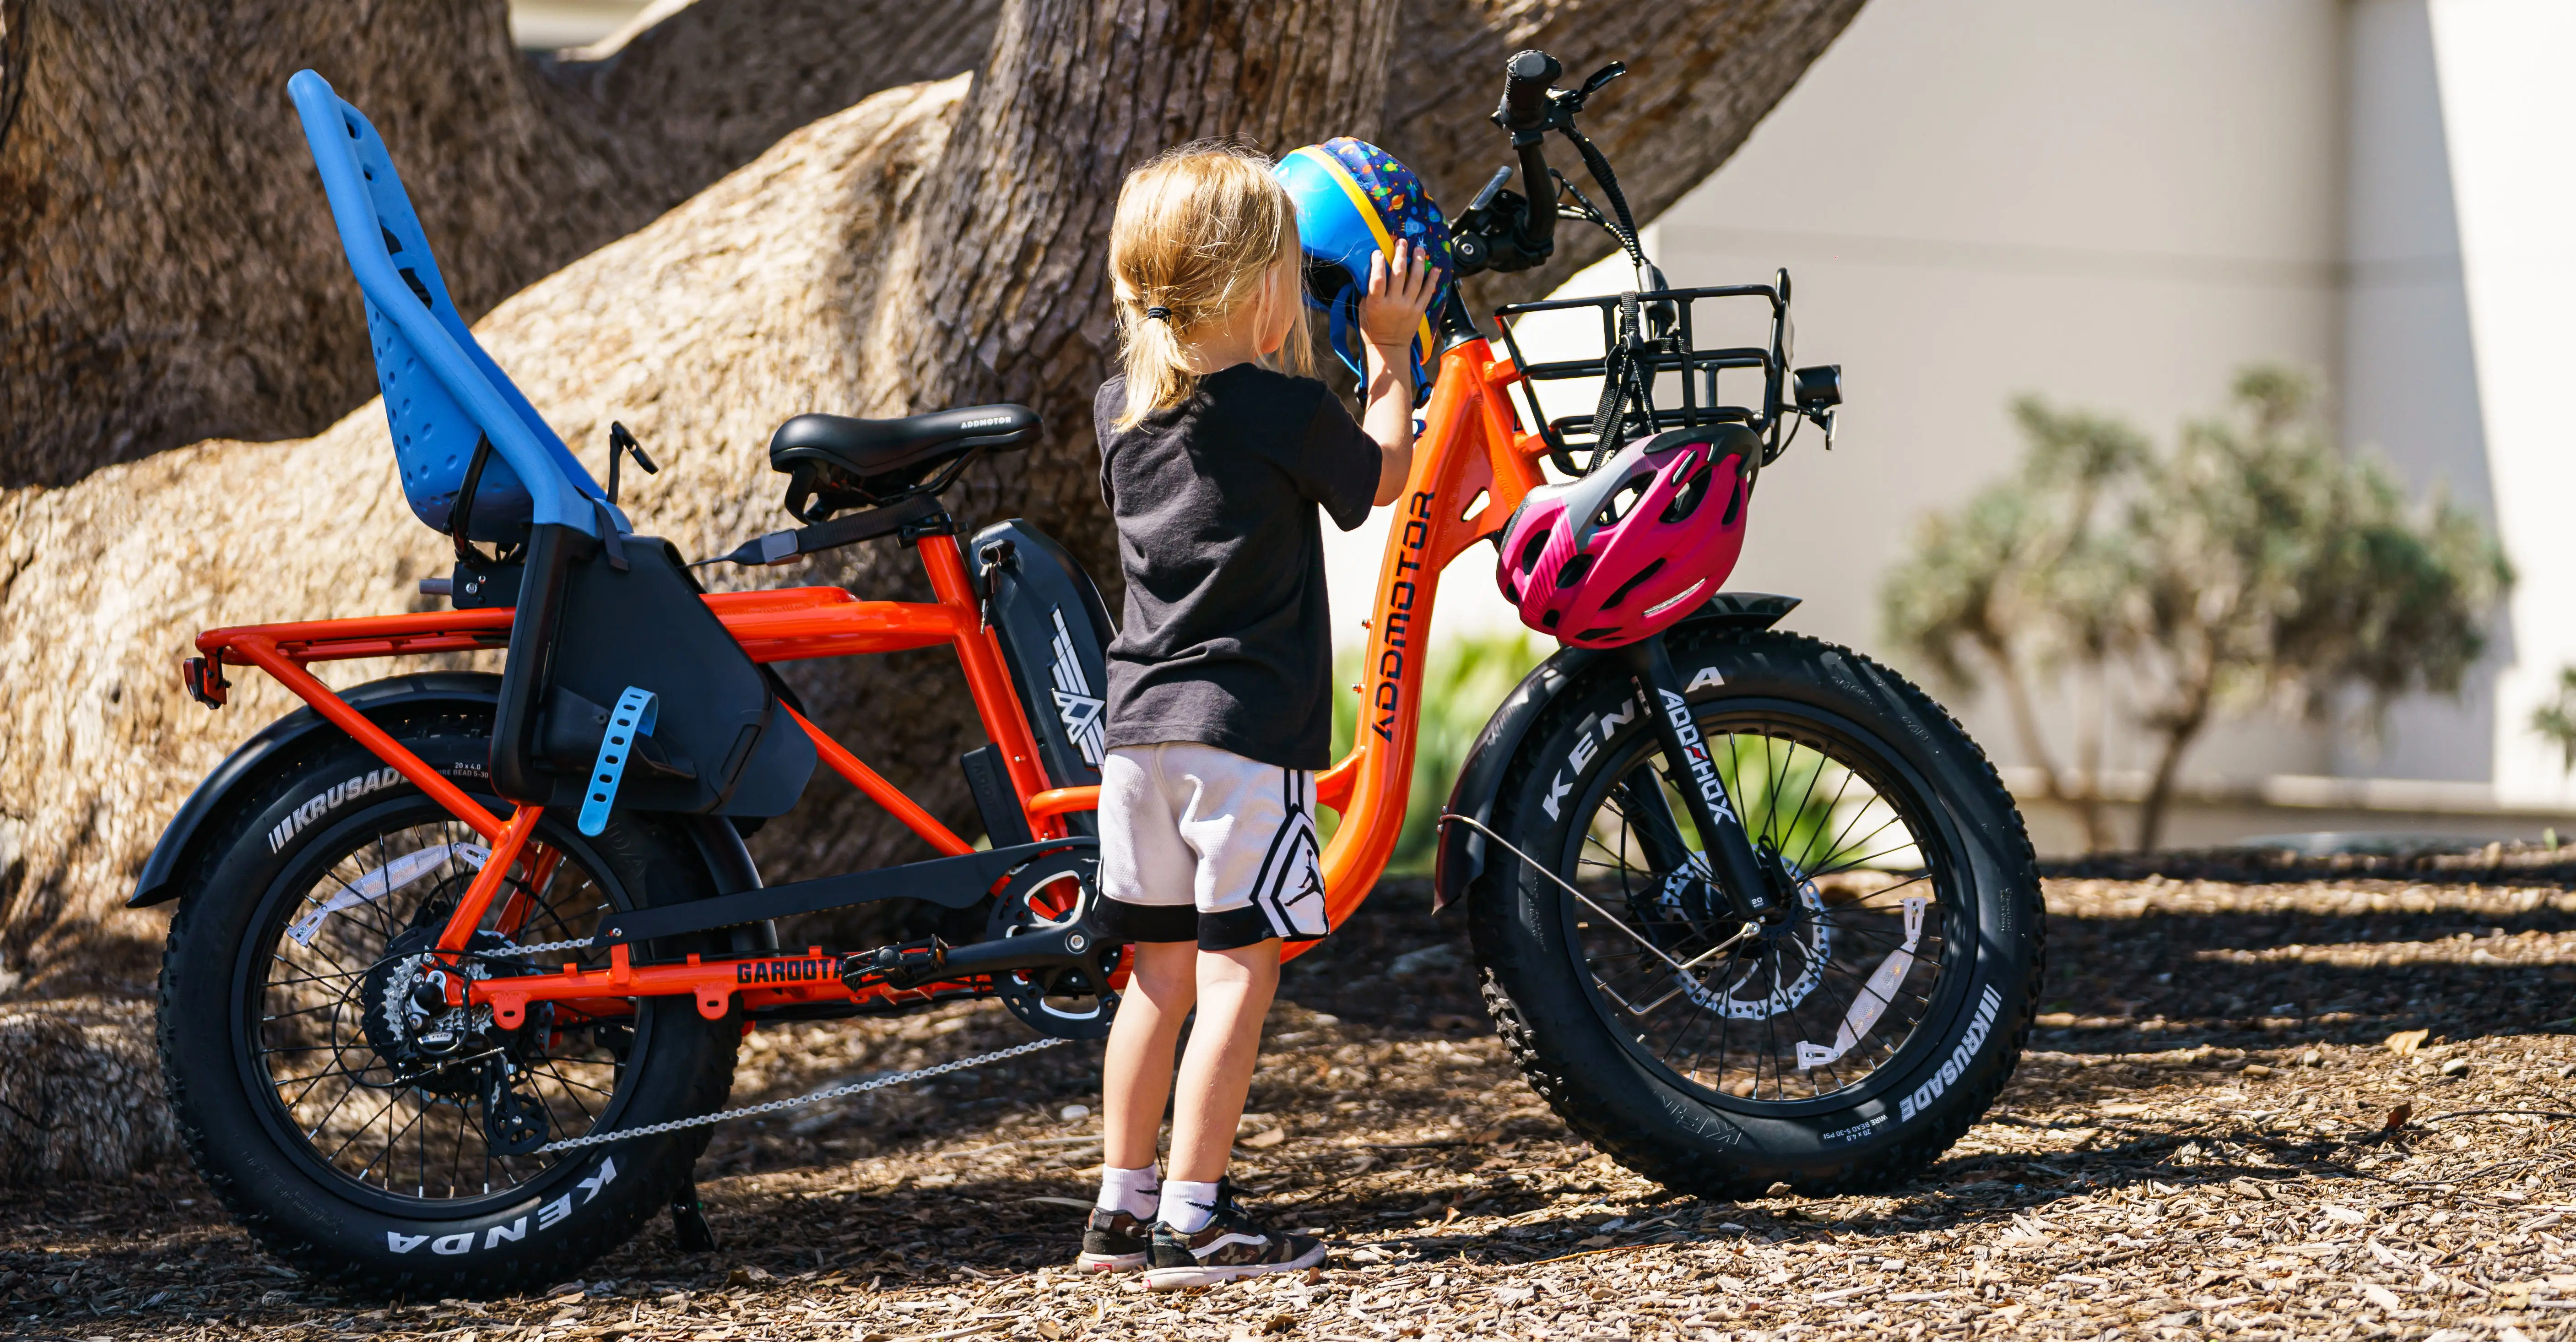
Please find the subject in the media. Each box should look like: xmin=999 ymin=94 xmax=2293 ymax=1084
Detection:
xmin=1568 ymin=707 xmax=1960 ymax=1109
xmin=246 ymin=813 xmax=635 ymax=1207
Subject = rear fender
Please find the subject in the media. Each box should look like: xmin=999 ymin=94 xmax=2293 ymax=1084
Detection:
xmin=130 ymin=672 xmax=768 ymax=923
xmin=1430 ymin=593 xmax=1800 ymax=913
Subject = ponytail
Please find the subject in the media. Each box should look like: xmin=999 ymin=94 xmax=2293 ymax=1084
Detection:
xmin=1107 ymin=142 xmax=1313 ymax=429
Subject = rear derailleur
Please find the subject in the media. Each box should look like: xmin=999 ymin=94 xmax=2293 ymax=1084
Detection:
xmin=363 ymin=921 xmax=557 ymax=1156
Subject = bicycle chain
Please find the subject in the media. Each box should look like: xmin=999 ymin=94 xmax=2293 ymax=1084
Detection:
xmin=535 ymin=1036 xmax=1072 ymax=1155
xmin=481 ymin=936 xmax=594 ymax=959
xmin=436 ymin=938 xmax=1075 ymax=1156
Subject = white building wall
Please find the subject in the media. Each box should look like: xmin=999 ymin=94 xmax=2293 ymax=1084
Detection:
xmin=1324 ymin=0 xmax=2576 ymax=848
xmin=2334 ymin=0 xmax=2495 ymax=785
xmin=2427 ymin=0 xmax=2576 ymax=807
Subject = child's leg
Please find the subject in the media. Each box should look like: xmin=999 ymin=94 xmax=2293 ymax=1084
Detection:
xmin=1099 ymin=939 xmax=1199 ymax=1172
xmin=1164 ymin=938 xmax=1282 ymax=1183
xmin=1080 ymin=744 xmax=1203 ymax=1270
xmin=1143 ymin=935 xmax=1322 ymax=1288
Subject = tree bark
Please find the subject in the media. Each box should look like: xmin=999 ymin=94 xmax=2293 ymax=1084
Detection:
xmin=0 ymin=0 xmax=1003 ymax=488
xmin=0 ymin=0 xmax=1857 ymax=490
xmin=1983 ymin=634 xmax=2112 ymax=854
xmin=0 ymin=0 xmax=1863 ymax=1014
xmin=2137 ymin=662 xmax=2217 ymax=853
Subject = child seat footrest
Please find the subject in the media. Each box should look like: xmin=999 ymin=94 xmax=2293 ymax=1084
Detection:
xmin=578 ymin=687 xmax=659 ymax=836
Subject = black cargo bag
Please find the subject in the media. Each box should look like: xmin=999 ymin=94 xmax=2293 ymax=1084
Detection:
xmin=490 ymin=523 xmax=815 ymax=819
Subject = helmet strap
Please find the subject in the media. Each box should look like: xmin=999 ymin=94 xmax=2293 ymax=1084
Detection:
xmin=1584 ymin=294 xmax=1653 ymax=473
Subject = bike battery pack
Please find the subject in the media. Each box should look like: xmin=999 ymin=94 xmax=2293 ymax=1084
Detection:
xmin=969 ymin=520 xmax=1115 ymax=831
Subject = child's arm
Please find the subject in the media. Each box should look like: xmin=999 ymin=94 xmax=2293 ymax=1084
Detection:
xmin=1357 ymin=239 xmax=1440 ymax=506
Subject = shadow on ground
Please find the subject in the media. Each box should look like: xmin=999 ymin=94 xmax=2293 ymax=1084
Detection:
xmin=11 ymin=873 xmax=2576 ymax=1337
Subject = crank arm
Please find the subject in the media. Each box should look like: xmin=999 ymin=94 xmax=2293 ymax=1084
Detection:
xmin=842 ymin=921 xmax=1108 ymax=992
xmin=936 ymin=922 xmax=1106 ymax=980
xmin=1615 ymin=636 xmax=1781 ymax=925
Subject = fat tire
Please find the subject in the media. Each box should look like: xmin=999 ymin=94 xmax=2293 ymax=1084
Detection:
xmin=1468 ymin=628 xmax=2042 ymax=1196
xmin=157 ymin=712 xmax=738 ymax=1296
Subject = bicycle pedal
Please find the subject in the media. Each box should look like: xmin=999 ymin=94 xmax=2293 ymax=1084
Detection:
xmin=670 ymin=1179 xmax=718 ymax=1253
xmin=839 ymin=935 xmax=949 ymax=990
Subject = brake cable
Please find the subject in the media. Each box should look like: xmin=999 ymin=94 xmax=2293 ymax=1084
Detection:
xmin=1436 ymin=814 xmax=1756 ymax=981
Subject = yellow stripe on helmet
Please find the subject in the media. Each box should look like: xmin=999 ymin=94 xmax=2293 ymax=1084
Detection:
xmin=1292 ymin=145 xmax=1437 ymax=366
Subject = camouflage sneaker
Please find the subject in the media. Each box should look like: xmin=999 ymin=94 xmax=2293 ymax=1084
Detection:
xmin=1075 ymin=1207 xmax=1152 ymax=1272
xmin=1142 ymin=1185 xmax=1326 ymax=1290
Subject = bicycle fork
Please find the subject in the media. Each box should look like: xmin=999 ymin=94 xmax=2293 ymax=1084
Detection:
xmin=1616 ymin=636 xmax=1783 ymax=926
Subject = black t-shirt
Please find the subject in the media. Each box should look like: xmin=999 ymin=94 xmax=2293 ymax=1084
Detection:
xmin=1095 ymin=364 xmax=1380 ymax=769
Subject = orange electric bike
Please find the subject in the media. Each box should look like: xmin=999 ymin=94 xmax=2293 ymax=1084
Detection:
xmin=146 ymin=54 xmax=2040 ymax=1293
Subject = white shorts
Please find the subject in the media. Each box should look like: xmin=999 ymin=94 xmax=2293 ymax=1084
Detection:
xmin=1094 ymin=742 xmax=1331 ymax=950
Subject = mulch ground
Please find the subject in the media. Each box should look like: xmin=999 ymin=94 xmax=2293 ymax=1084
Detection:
xmin=14 ymin=873 xmax=2576 ymax=1341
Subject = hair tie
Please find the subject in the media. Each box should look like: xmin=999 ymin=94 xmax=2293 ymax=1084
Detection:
xmin=1143 ymin=305 xmax=1172 ymax=321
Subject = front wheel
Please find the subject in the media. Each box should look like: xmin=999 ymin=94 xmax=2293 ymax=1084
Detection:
xmin=1471 ymin=629 xmax=2042 ymax=1196
xmin=156 ymin=715 xmax=739 ymax=1295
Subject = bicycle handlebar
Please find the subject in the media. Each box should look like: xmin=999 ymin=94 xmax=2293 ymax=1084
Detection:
xmin=1499 ymin=49 xmax=1561 ymax=133
xmin=1497 ymin=51 xmax=1564 ymax=258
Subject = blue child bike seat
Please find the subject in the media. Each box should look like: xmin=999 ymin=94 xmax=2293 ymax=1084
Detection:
xmin=287 ymin=70 xmax=621 ymax=543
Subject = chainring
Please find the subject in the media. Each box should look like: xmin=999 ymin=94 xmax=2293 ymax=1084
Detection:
xmin=982 ymin=852 xmax=1122 ymax=1041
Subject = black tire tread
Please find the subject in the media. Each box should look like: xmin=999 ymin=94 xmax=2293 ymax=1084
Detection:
xmin=156 ymin=711 xmax=735 ymax=1295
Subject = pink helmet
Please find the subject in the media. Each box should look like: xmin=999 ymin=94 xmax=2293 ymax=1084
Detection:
xmin=1495 ymin=425 xmax=1757 ymax=647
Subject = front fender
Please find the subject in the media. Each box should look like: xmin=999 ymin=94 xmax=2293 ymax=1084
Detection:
xmin=1429 ymin=593 xmax=1801 ymax=912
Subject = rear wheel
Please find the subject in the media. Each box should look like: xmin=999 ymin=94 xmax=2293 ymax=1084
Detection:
xmin=1471 ymin=628 xmax=2041 ymax=1195
xmin=157 ymin=717 xmax=737 ymax=1294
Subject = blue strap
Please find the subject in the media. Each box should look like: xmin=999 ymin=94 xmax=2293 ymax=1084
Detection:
xmin=577 ymin=687 xmax=659 ymax=837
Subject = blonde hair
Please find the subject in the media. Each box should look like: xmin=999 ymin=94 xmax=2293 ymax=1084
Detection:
xmin=1107 ymin=141 xmax=1313 ymax=429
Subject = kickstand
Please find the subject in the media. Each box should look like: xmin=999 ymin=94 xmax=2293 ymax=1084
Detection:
xmin=671 ymin=1179 xmax=718 ymax=1253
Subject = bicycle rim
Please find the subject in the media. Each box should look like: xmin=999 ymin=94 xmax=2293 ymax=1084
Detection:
xmin=1557 ymin=698 xmax=1974 ymax=1114
xmin=238 ymin=804 xmax=648 ymax=1215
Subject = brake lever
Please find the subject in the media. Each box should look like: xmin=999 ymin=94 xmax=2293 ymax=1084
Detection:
xmin=1558 ymin=61 xmax=1627 ymax=115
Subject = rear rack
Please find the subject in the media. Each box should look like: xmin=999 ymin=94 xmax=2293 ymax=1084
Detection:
xmin=1492 ymin=273 xmax=1792 ymax=475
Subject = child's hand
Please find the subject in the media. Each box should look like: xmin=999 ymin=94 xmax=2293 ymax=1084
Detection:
xmin=1357 ymin=239 xmax=1439 ymax=351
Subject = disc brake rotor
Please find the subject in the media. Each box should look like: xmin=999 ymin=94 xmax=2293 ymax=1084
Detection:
xmin=1644 ymin=853 xmax=1831 ymax=1020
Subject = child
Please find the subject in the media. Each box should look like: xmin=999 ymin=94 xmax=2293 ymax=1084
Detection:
xmin=1077 ymin=142 xmax=1437 ymax=1290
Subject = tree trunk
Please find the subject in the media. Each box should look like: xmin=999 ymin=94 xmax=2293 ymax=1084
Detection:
xmin=2137 ymin=677 xmax=2214 ymax=853
xmin=1982 ymin=633 xmax=2111 ymax=853
xmin=0 ymin=0 xmax=1004 ymax=488
xmin=0 ymin=0 xmax=1863 ymax=1016
xmin=1386 ymin=0 xmax=1865 ymax=309
xmin=1 ymin=0 xmax=1858 ymax=489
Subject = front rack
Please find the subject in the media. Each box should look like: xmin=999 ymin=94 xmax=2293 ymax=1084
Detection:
xmin=1492 ymin=272 xmax=1792 ymax=476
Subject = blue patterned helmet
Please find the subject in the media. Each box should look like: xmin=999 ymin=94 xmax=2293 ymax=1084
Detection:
xmin=1276 ymin=138 xmax=1453 ymax=405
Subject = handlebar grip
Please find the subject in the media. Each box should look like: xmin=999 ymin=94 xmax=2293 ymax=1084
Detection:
xmin=1499 ymin=49 xmax=1561 ymax=131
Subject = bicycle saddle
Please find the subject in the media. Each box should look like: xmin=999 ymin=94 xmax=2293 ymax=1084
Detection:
xmin=768 ymin=403 xmax=1039 ymax=522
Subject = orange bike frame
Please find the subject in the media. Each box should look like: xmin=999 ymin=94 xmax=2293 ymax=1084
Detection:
xmin=186 ymin=336 xmax=1549 ymax=1020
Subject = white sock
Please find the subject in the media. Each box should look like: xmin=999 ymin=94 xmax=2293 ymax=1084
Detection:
xmin=1096 ymin=1163 xmax=1159 ymax=1220
xmin=1159 ymin=1179 xmax=1222 ymax=1234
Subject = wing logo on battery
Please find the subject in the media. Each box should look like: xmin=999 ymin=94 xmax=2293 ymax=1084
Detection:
xmin=1047 ymin=607 xmax=1106 ymax=767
